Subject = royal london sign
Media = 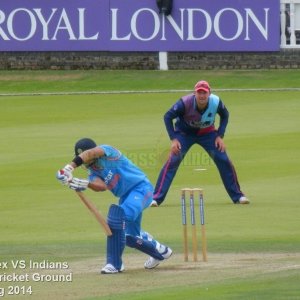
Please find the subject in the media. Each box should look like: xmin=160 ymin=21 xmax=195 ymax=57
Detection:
xmin=0 ymin=0 xmax=279 ymax=52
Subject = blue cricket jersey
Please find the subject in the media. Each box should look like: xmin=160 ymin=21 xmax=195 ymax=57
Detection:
xmin=88 ymin=145 xmax=149 ymax=198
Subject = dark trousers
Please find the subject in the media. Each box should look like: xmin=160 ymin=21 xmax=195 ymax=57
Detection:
xmin=153 ymin=131 xmax=244 ymax=205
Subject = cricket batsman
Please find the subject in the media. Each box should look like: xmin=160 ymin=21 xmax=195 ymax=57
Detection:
xmin=56 ymin=138 xmax=172 ymax=274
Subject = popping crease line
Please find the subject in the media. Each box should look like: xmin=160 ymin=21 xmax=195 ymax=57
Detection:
xmin=1 ymin=88 xmax=300 ymax=97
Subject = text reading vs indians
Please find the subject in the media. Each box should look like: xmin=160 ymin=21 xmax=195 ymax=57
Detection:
xmin=0 ymin=260 xmax=69 ymax=270
xmin=0 ymin=260 xmax=72 ymax=297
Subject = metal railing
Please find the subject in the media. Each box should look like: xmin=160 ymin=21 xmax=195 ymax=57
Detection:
xmin=281 ymin=0 xmax=300 ymax=48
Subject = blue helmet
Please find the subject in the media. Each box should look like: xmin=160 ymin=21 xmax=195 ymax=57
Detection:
xmin=74 ymin=138 xmax=97 ymax=156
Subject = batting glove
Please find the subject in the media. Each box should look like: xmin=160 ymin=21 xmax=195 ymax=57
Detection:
xmin=68 ymin=177 xmax=89 ymax=192
xmin=56 ymin=164 xmax=74 ymax=185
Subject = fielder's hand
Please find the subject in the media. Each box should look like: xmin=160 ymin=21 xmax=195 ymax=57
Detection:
xmin=215 ymin=136 xmax=226 ymax=152
xmin=69 ymin=177 xmax=89 ymax=192
xmin=171 ymin=139 xmax=181 ymax=155
xmin=56 ymin=164 xmax=74 ymax=185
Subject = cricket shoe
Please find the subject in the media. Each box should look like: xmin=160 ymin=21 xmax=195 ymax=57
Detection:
xmin=150 ymin=200 xmax=158 ymax=207
xmin=101 ymin=263 xmax=124 ymax=274
xmin=238 ymin=196 xmax=250 ymax=204
xmin=144 ymin=247 xmax=173 ymax=269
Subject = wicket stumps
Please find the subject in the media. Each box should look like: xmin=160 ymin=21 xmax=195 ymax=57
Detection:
xmin=181 ymin=188 xmax=207 ymax=262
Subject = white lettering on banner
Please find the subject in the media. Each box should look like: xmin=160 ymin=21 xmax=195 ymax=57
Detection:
xmin=111 ymin=8 xmax=160 ymax=41
xmin=187 ymin=9 xmax=212 ymax=40
xmin=214 ymin=9 xmax=243 ymax=41
xmin=53 ymin=9 xmax=76 ymax=40
xmin=0 ymin=8 xmax=99 ymax=41
xmin=245 ymin=8 xmax=269 ymax=40
xmin=161 ymin=9 xmax=185 ymax=41
xmin=131 ymin=9 xmax=160 ymax=41
xmin=0 ymin=6 xmax=270 ymax=43
xmin=111 ymin=9 xmax=130 ymax=40
xmin=78 ymin=8 xmax=99 ymax=40
xmin=7 ymin=9 xmax=37 ymax=41
xmin=0 ymin=10 xmax=9 ymax=40
xmin=112 ymin=7 xmax=270 ymax=42
xmin=34 ymin=9 xmax=57 ymax=40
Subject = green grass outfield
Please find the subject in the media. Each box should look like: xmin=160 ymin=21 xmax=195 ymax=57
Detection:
xmin=0 ymin=70 xmax=299 ymax=299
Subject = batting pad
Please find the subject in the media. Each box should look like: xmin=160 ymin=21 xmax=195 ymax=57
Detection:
xmin=126 ymin=235 xmax=164 ymax=260
xmin=106 ymin=205 xmax=126 ymax=270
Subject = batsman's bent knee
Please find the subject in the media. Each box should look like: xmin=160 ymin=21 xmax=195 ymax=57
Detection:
xmin=107 ymin=204 xmax=125 ymax=230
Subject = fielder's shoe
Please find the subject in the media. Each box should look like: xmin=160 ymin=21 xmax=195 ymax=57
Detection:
xmin=144 ymin=247 xmax=173 ymax=269
xmin=101 ymin=263 xmax=124 ymax=274
xmin=238 ymin=196 xmax=250 ymax=204
xmin=150 ymin=200 xmax=158 ymax=207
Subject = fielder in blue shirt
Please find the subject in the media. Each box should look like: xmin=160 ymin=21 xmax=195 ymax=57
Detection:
xmin=56 ymin=138 xmax=172 ymax=274
xmin=153 ymin=80 xmax=249 ymax=206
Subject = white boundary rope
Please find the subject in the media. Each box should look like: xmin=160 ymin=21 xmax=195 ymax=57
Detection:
xmin=1 ymin=88 xmax=300 ymax=97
